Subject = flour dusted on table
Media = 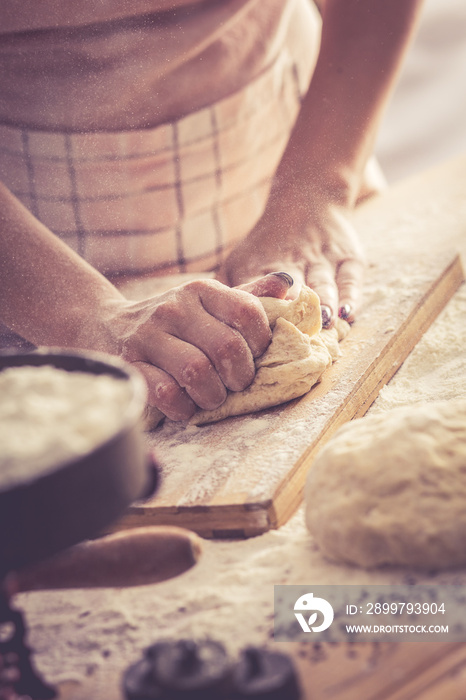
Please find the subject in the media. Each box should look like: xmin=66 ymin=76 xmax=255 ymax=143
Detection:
xmin=305 ymin=398 xmax=466 ymax=570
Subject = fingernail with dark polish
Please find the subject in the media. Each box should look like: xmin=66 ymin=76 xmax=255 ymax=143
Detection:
xmin=268 ymin=271 xmax=294 ymax=288
xmin=321 ymin=305 xmax=332 ymax=328
xmin=339 ymin=304 xmax=351 ymax=321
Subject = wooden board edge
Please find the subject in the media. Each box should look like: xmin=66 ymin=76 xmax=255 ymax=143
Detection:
xmin=267 ymin=252 xmax=464 ymax=530
xmin=111 ymin=501 xmax=275 ymax=539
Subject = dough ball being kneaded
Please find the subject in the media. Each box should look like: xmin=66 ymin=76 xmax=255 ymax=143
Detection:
xmin=305 ymin=399 xmax=466 ymax=570
xmin=190 ymin=286 xmax=333 ymax=426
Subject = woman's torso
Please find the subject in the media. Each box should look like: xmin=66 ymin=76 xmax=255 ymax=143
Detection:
xmin=0 ymin=0 xmax=321 ymax=280
xmin=0 ymin=0 xmax=310 ymax=131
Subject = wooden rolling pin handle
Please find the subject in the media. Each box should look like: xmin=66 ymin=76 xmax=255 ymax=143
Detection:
xmin=12 ymin=527 xmax=202 ymax=592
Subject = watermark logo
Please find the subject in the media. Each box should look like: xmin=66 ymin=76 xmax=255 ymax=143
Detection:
xmin=294 ymin=592 xmax=334 ymax=633
xmin=275 ymin=585 xmax=463 ymax=643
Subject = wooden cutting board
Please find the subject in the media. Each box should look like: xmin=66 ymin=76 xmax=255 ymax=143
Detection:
xmin=112 ymin=160 xmax=465 ymax=539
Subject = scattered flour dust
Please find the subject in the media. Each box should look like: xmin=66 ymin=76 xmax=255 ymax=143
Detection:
xmin=369 ymin=281 xmax=466 ymax=413
xmin=14 ymin=283 xmax=466 ymax=690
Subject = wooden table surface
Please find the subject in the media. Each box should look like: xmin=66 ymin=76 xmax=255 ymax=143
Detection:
xmin=57 ymin=640 xmax=466 ymax=699
xmin=51 ymin=155 xmax=466 ymax=699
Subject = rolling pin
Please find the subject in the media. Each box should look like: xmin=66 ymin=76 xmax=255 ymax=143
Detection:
xmin=8 ymin=526 xmax=202 ymax=592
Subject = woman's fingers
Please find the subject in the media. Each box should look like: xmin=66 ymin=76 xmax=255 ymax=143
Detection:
xmin=196 ymin=281 xmax=271 ymax=358
xmin=260 ymin=265 xmax=306 ymax=300
xmin=304 ymin=256 xmax=339 ymax=328
xmin=133 ymin=361 xmax=197 ymax=421
xmin=217 ymin=234 xmax=307 ymax=300
xmin=305 ymin=256 xmax=364 ymax=327
xmin=336 ymin=257 xmax=365 ymax=323
xmin=126 ymin=277 xmax=282 ymax=420
xmin=237 ymin=271 xmax=294 ymax=299
xmin=173 ymin=312 xmax=256 ymax=393
xmin=144 ymin=333 xmax=228 ymax=412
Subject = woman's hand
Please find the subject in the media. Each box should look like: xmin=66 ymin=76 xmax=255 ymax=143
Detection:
xmin=218 ymin=182 xmax=366 ymax=327
xmin=218 ymin=0 xmax=424 ymax=328
xmin=0 ymin=183 xmax=292 ymax=423
xmin=107 ymin=274 xmax=292 ymax=421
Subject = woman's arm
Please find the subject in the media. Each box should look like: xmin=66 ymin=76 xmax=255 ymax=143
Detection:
xmin=277 ymin=0 xmax=424 ymax=200
xmin=0 ymin=182 xmax=124 ymax=352
xmin=0 ymin=182 xmax=287 ymax=420
xmin=220 ymin=0 xmax=425 ymax=325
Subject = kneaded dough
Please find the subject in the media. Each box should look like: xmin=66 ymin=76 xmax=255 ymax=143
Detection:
xmin=320 ymin=317 xmax=350 ymax=361
xmin=190 ymin=286 xmax=349 ymax=426
xmin=305 ymin=399 xmax=466 ymax=570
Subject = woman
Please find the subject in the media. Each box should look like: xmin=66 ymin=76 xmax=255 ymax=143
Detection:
xmin=0 ymin=0 xmax=424 ymax=421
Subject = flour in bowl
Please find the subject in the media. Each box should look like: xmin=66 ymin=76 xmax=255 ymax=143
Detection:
xmin=0 ymin=365 xmax=132 ymax=489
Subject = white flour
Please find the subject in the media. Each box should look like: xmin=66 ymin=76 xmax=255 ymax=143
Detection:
xmin=368 ymin=282 xmax=466 ymax=413
xmin=0 ymin=366 xmax=132 ymax=489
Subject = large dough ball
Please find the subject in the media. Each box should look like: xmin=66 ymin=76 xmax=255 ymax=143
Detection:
xmin=190 ymin=286 xmax=334 ymax=426
xmin=305 ymin=400 xmax=466 ymax=570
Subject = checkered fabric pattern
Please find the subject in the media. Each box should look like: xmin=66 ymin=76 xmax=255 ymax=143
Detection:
xmin=0 ymin=49 xmax=311 ymax=281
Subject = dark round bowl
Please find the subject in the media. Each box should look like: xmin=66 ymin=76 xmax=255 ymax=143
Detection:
xmin=0 ymin=348 xmax=150 ymax=578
